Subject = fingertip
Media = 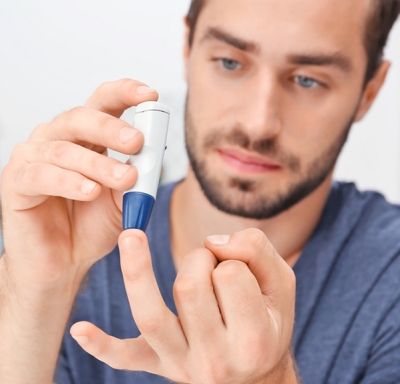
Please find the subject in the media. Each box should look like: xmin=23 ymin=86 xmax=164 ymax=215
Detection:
xmin=206 ymin=234 xmax=231 ymax=247
xmin=119 ymin=230 xmax=146 ymax=255
xmin=136 ymin=86 xmax=158 ymax=96
xmin=70 ymin=321 xmax=92 ymax=335
xmin=122 ymin=79 xmax=159 ymax=104
xmin=119 ymin=127 xmax=142 ymax=145
xmin=119 ymin=228 xmax=145 ymax=240
xmin=70 ymin=321 xmax=94 ymax=345
xmin=81 ymin=179 xmax=99 ymax=196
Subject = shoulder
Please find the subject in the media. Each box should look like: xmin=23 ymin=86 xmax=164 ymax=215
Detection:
xmin=324 ymin=182 xmax=400 ymax=309
xmin=307 ymin=181 xmax=400 ymax=312
xmin=329 ymin=181 xmax=400 ymax=250
xmin=295 ymin=183 xmax=400 ymax=382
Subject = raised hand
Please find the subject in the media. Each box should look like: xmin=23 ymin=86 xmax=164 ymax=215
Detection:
xmin=1 ymin=79 xmax=158 ymax=286
xmin=0 ymin=79 xmax=158 ymax=383
xmin=71 ymin=228 xmax=299 ymax=384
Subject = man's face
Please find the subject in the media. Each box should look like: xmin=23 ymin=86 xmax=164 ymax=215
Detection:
xmin=184 ymin=0 xmax=370 ymax=219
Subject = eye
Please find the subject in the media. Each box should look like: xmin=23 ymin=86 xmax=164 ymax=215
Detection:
xmin=220 ymin=58 xmax=242 ymax=71
xmin=294 ymin=76 xmax=319 ymax=89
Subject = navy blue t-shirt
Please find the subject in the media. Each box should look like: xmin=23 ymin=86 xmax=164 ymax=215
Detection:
xmin=55 ymin=182 xmax=400 ymax=383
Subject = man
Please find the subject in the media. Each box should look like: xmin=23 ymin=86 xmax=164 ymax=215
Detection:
xmin=1 ymin=0 xmax=400 ymax=383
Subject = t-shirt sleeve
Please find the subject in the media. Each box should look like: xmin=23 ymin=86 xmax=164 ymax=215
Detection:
xmin=53 ymin=345 xmax=74 ymax=384
xmin=360 ymin=296 xmax=400 ymax=384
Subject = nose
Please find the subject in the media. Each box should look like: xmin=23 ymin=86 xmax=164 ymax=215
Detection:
xmin=237 ymin=70 xmax=282 ymax=140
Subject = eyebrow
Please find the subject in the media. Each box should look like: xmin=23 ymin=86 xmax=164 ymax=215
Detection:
xmin=201 ymin=27 xmax=260 ymax=54
xmin=287 ymin=53 xmax=353 ymax=73
xmin=201 ymin=27 xmax=353 ymax=74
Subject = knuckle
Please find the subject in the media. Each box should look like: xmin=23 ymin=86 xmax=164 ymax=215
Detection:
xmin=95 ymin=81 xmax=112 ymax=94
xmin=121 ymin=255 xmax=148 ymax=282
xmin=90 ymin=339 xmax=109 ymax=359
xmin=48 ymin=141 xmax=71 ymax=164
xmin=0 ymin=164 xmax=9 ymax=183
xmin=135 ymin=314 xmax=161 ymax=335
xmin=87 ymin=153 xmax=103 ymax=173
xmin=119 ymin=78 xmax=144 ymax=93
xmin=119 ymin=77 xmax=136 ymax=89
xmin=29 ymin=123 xmax=49 ymax=140
xmin=60 ymin=106 xmax=85 ymax=127
xmin=1 ymin=163 xmax=15 ymax=185
xmin=213 ymin=260 xmax=247 ymax=282
xmin=231 ymin=228 xmax=270 ymax=255
xmin=35 ymin=122 xmax=49 ymax=132
xmin=246 ymin=227 xmax=269 ymax=250
xmin=54 ymin=169 xmax=70 ymax=193
xmin=55 ymin=170 xmax=71 ymax=191
xmin=107 ymin=344 xmax=133 ymax=370
xmin=98 ymin=115 xmax=115 ymax=140
xmin=185 ymin=247 xmax=215 ymax=264
xmin=26 ymin=163 xmax=44 ymax=184
xmin=68 ymin=105 xmax=85 ymax=116
xmin=173 ymin=274 xmax=199 ymax=302
xmin=10 ymin=142 xmax=27 ymax=160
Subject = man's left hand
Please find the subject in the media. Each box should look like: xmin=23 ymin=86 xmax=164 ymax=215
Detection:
xmin=70 ymin=228 xmax=299 ymax=383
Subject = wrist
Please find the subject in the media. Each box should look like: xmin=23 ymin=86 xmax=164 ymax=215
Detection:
xmin=1 ymin=252 xmax=90 ymax=292
xmin=258 ymin=349 xmax=300 ymax=384
xmin=0 ymin=255 xmax=90 ymax=315
xmin=0 ymin=255 xmax=87 ymax=384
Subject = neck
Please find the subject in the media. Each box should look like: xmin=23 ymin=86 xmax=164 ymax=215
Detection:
xmin=170 ymin=168 xmax=333 ymax=270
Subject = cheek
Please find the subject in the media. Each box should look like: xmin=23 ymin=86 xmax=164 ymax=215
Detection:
xmin=281 ymin=88 xmax=359 ymax=162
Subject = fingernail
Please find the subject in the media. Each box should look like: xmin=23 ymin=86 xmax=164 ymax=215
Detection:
xmin=207 ymin=235 xmax=230 ymax=246
xmin=113 ymin=163 xmax=131 ymax=180
xmin=120 ymin=235 xmax=142 ymax=255
xmin=136 ymin=86 xmax=157 ymax=95
xmin=81 ymin=180 xmax=97 ymax=195
xmin=119 ymin=127 xmax=139 ymax=144
xmin=72 ymin=335 xmax=89 ymax=344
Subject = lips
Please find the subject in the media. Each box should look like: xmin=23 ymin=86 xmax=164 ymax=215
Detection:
xmin=218 ymin=148 xmax=281 ymax=173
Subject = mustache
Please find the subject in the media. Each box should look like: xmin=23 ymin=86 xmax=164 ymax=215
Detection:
xmin=203 ymin=126 xmax=300 ymax=172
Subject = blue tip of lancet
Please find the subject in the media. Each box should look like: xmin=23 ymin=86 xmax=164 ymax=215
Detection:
xmin=123 ymin=192 xmax=155 ymax=231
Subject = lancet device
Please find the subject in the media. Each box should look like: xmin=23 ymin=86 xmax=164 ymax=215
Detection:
xmin=123 ymin=101 xmax=170 ymax=231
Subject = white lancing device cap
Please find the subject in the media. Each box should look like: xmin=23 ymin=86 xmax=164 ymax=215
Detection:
xmin=125 ymin=101 xmax=170 ymax=199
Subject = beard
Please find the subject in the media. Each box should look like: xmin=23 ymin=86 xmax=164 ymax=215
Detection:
xmin=184 ymin=97 xmax=354 ymax=220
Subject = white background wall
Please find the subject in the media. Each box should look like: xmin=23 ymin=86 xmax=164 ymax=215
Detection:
xmin=1 ymin=1 xmax=399 ymax=202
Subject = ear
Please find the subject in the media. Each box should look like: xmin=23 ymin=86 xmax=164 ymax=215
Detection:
xmin=183 ymin=17 xmax=191 ymax=82
xmin=354 ymin=60 xmax=391 ymax=122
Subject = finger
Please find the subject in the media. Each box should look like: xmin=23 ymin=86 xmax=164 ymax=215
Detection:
xmin=29 ymin=107 xmax=144 ymax=157
xmin=119 ymin=230 xmax=188 ymax=359
xmin=70 ymin=321 xmax=160 ymax=372
xmin=84 ymin=79 xmax=158 ymax=117
xmin=173 ymin=248 xmax=225 ymax=349
xmin=205 ymin=229 xmax=296 ymax=310
xmin=212 ymin=260 xmax=287 ymax=372
xmin=212 ymin=260 xmax=280 ymax=368
xmin=212 ymin=260 xmax=270 ymax=334
xmin=12 ymin=141 xmax=137 ymax=192
xmin=6 ymin=161 xmax=101 ymax=204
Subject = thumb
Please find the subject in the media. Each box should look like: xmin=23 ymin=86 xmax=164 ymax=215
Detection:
xmin=204 ymin=228 xmax=295 ymax=301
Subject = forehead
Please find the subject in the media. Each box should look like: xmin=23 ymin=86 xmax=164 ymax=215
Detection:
xmin=195 ymin=0 xmax=371 ymax=63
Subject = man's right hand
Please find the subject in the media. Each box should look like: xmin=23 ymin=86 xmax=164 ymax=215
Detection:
xmin=0 ymin=79 xmax=158 ymax=383
xmin=1 ymin=79 xmax=158 ymax=287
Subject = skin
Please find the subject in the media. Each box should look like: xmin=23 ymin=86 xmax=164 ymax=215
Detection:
xmin=0 ymin=0 xmax=391 ymax=383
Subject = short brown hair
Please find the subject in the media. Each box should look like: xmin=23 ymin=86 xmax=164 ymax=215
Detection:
xmin=186 ymin=0 xmax=400 ymax=82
